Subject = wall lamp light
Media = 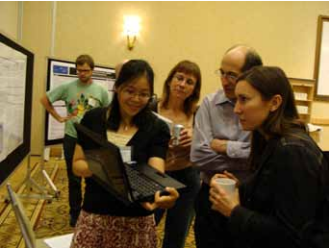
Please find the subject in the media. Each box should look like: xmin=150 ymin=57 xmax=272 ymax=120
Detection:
xmin=123 ymin=15 xmax=141 ymax=51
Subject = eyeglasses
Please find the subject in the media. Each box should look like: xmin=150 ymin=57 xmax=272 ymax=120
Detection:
xmin=215 ymin=69 xmax=239 ymax=82
xmin=122 ymin=88 xmax=151 ymax=101
xmin=76 ymin=69 xmax=92 ymax=74
xmin=173 ymin=74 xmax=196 ymax=86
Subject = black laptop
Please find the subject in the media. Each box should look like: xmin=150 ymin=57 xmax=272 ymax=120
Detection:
xmin=74 ymin=123 xmax=186 ymax=205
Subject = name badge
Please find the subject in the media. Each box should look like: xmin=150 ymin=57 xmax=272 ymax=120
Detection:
xmin=88 ymin=97 xmax=97 ymax=107
xmin=120 ymin=146 xmax=132 ymax=163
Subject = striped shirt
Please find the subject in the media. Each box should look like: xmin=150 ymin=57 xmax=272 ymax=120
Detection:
xmin=190 ymin=90 xmax=250 ymax=184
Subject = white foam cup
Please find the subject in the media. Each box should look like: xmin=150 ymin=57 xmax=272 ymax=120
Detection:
xmin=215 ymin=178 xmax=236 ymax=196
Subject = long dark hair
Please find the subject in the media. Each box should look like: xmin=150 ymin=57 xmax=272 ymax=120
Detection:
xmin=160 ymin=60 xmax=201 ymax=117
xmin=236 ymin=66 xmax=306 ymax=169
xmin=107 ymin=59 xmax=154 ymax=130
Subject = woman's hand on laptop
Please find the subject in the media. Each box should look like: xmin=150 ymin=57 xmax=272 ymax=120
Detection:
xmin=155 ymin=187 xmax=179 ymax=209
xmin=141 ymin=187 xmax=179 ymax=211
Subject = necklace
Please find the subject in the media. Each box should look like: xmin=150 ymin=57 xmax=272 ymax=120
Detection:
xmin=122 ymin=123 xmax=132 ymax=131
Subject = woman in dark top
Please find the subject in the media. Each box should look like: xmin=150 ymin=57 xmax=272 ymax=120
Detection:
xmin=209 ymin=66 xmax=329 ymax=247
xmin=70 ymin=60 xmax=179 ymax=247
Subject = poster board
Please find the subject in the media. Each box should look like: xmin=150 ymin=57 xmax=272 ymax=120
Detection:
xmin=0 ymin=32 xmax=34 ymax=185
xmin=314 ymin=15 xmax=329 ymax=101
xmin=45 ymin=58 xmax=115 ymax=145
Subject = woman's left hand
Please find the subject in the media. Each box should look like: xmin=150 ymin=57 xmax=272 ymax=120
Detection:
xmin=209 ymin=177 xmax=240 ymax=217
xmin=175 ymin=128 xmax=192 ymax=148
xmin=141 ymin=187 xmax=179 ymax=211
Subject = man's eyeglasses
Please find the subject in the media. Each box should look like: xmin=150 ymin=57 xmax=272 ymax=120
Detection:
xmin=76 ymin=69 xmax=92 ymax=74
xmin=215 ymin=69 xmax=239 ymax=82
xmin=122 ymin=89 xmax=151 ymax=101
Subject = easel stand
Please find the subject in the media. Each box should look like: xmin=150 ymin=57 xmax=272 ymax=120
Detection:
xmin=18 ymin=150 xmax=60 ymax=202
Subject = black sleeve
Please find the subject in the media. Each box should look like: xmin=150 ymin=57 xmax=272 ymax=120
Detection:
xmin=228 ymin=144 xmax=322 ymax=247
xmin=76 ymin=111 xmax=91 ymax=149
xmin=149 ymin=99 xmax=158 ymax=112
xmin=148 ymin=118 xmax=170 ymax=160
xmin=76 ymin=108 xmax=104 ymax=150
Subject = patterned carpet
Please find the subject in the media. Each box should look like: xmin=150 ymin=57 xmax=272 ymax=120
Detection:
xmin=0 ymin=158 xmax=196 ymax=247
xmin=0 ymin=194 xmax=40 ymax=247
xmin=0 ymin=159 xmax=60 ymax=248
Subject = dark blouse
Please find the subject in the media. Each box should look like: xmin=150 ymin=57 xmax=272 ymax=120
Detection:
xmin=77 ymin=107 xmax=170 ymax=216
xmin=229 ymin=131 xmax=329 ymax=247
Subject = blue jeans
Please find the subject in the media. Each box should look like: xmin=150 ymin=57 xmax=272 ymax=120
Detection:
xmin=63 ymin=135 xmax=82 ymax=220
xmin=155 ymin=166 xmax=200 ymax=248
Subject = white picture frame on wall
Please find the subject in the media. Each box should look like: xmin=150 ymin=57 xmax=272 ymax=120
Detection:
xmin=314 ymin=15 xmax=329 ymax=101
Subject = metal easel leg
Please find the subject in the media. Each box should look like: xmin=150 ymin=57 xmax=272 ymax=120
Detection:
xmin=18 ymin=154 xmax=54 ymax=201
xmin=42 ymin=167 xmax=60 ymax=198
xmin=39 ymin=146 xmax=61 ymax=198
xmin=18 ymin=146 xmax=61 ymax=201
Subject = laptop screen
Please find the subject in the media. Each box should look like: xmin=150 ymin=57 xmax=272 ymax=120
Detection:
xmin=75 ymin=123 xmax=134 ymax=204
xmin=84 ymin=144 xmax=133 ymax=204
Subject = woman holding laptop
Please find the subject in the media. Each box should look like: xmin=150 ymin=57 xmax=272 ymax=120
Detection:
xmin=71 ymin=60 xmax=179 ymax=247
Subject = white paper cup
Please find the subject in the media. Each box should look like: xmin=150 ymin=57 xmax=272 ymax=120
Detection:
xmin=215 ymin=178 xmax=236 ymax=196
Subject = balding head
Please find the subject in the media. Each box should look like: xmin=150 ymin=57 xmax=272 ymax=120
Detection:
xmin=219 ymin=45 xmax=262 ymax=100
xmin=224 ymin=45 xmax=263 ymax=72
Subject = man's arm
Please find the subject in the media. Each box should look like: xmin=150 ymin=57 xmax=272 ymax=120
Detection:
xmin=190 ymin=97 xmax=250 ymax=172
xmin=211 ymin=139 xmax=250 ymax=159
xmin=40 ymin=94 xmax=70 ymax=123
xmin=190 ymin=98 xmax=228 ymax=172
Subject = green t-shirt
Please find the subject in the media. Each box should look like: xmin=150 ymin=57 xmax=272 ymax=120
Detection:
xmin=47 ymin=79 xmax=111 ymax=138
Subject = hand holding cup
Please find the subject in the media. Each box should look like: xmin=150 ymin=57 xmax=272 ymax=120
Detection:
xmin=209 ymin=173 xmax=240 ymax=217
xmin=214 ymin=178 xmax=236 ymax=196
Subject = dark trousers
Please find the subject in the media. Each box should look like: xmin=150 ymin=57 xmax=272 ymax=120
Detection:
xmin=63 ymin=135 xmax=82 ymax=219
xmin=194 ymin=183 xmax=233 ymax=248
xmin=194 ymin=171 xmax=250 ymax=248
xmin=155 ymin=167 xmax=201 ymax=248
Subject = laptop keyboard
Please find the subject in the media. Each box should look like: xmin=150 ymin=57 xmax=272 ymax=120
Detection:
xmin=124 ymin=165 xmax=165 ymax=197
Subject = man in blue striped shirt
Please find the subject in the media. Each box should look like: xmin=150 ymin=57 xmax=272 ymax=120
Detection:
xmin=191 ymin=45 xmax=263 ymax=247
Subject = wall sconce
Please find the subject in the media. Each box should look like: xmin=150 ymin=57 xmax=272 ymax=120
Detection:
xmin=123 ymin=16 xmax=141 ymax=50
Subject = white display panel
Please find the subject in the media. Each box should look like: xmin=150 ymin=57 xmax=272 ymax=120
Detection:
xmin=315 ymin=16 xmax=329 ymax=100
xmin=0 ymin=46 xmax=27 ymax=162
xmin=317 ymin=21 xmax=329 ymax=96
xmin=0 ymin=32 xmax=33 ymax=185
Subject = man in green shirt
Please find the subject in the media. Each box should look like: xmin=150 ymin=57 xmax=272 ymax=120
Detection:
xmin=40 ymin=54 xmax=111 ymax=227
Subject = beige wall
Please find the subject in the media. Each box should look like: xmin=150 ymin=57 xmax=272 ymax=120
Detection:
xmin=22 ymin=2 xmax=53 ymax=155
xmin=11 ymin=2 xmax=329 ymax=153
xmin=0 ymin=1 xmax=19 ymax=39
